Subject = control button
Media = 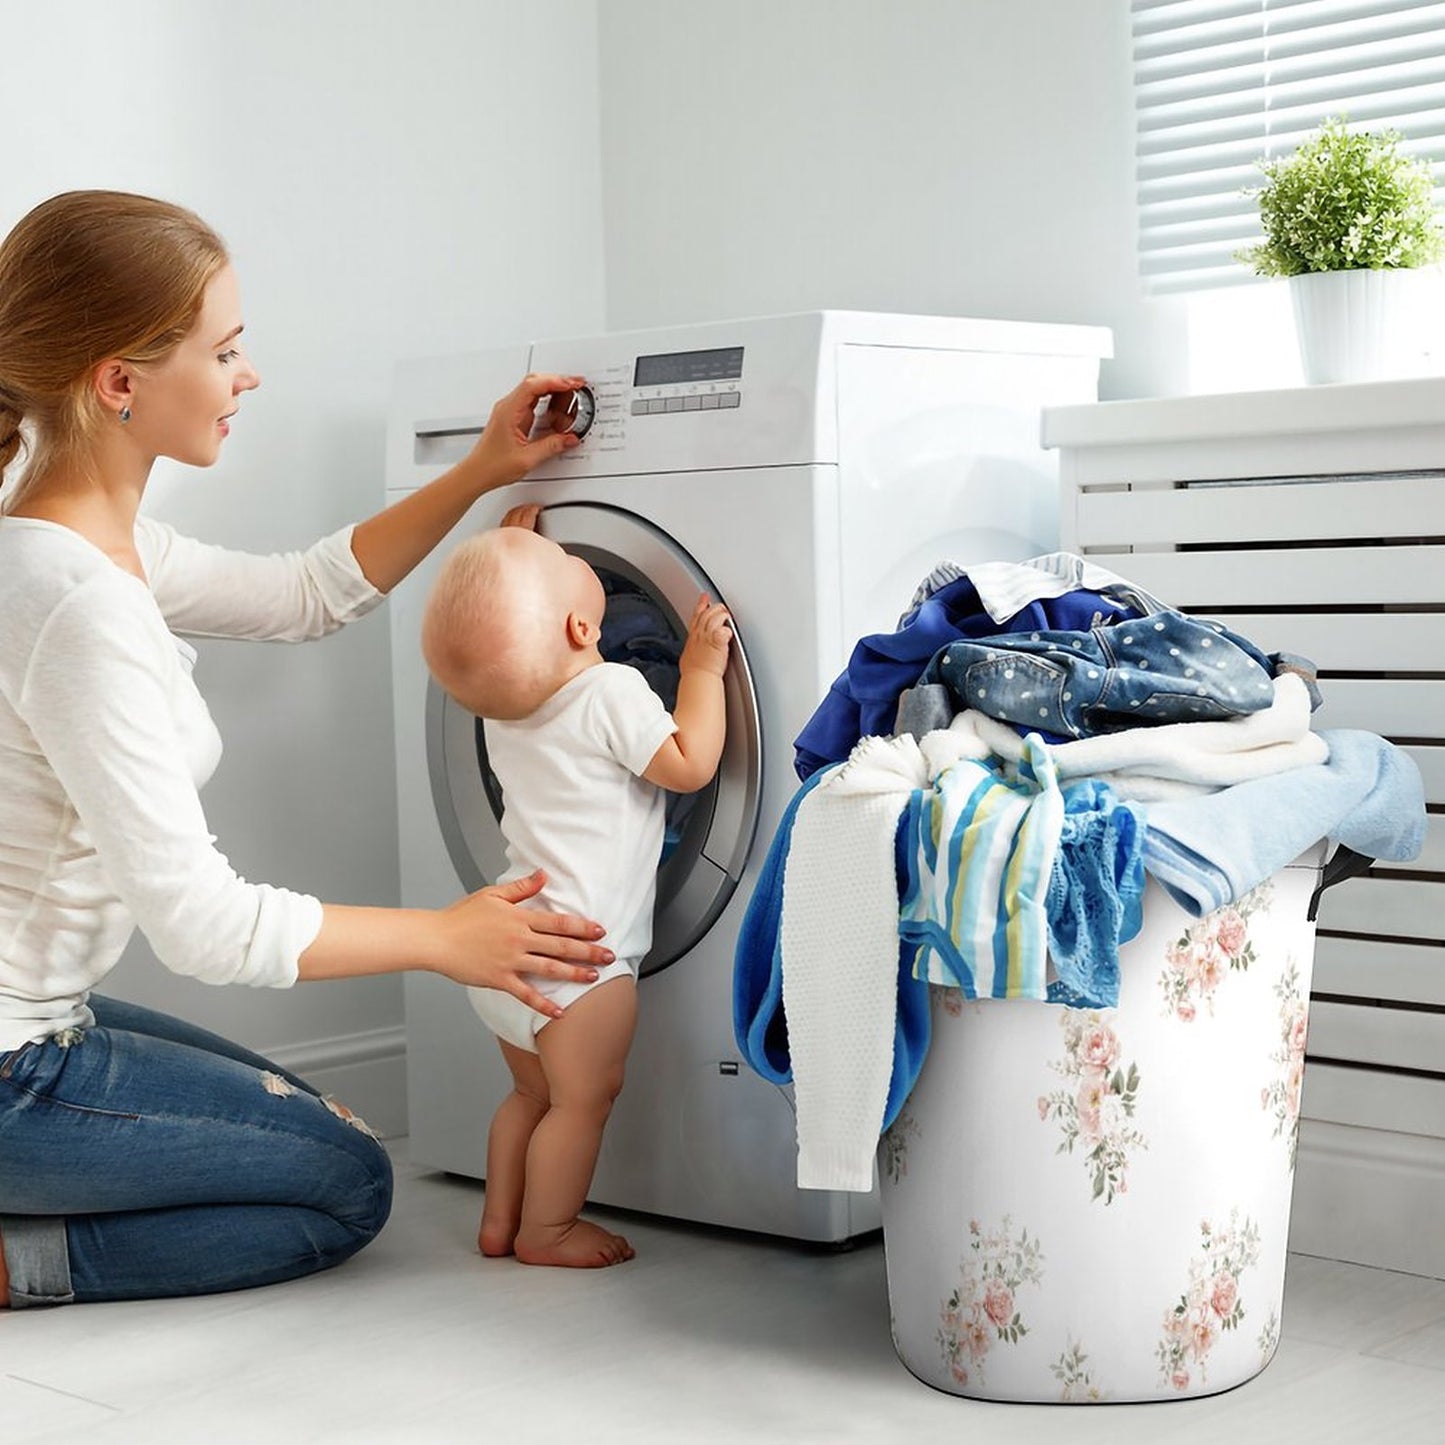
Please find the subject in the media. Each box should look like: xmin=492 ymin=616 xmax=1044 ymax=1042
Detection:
xmin=631 ymin=399 xmax=646 ymax=415
xmin=699 ymin=394 xmax=720 ymax=410
xmin=645 ymin=398 xmax=667 ymax=414
xmin=683 ymin=395 xmax=701 ymax=411
xmin=719 ymin=391 xmax=741 ymax=408
xmin=664 ymin=397 xmax=684 ymax=413
xmin=542 ymin=384 xmax=596 ymax=439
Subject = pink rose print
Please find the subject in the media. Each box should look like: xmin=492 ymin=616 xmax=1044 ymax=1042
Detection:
xmin=1188 ymin=1307 xmax=1218 ymax=1361
xmin=1040 ymin=1011 xmax=1146 ymax=1204
xmin=1160 ymin=882 xmax=1272 ymax=1021
xmin=1215 ymin=908 xmax=1247 ymax=957
xmin=937 ymin=1217 xmax=1043 ymax=1387
xmin=1210 ymin=1273 xmax=1238 ymax=1320
xmin=1080 ymin=1023 xmax=1121 ymax=1072
xmin=1157 ymin=1212 xmax=1260 ymax=1391
xmin=1262 ymin=959 xmax=1309 ymax=1168
xmin=982 ymin=1280 xmax=1014 ymax=1329
xmin=1076 ymin=1075 xmax=1107 ymax=1144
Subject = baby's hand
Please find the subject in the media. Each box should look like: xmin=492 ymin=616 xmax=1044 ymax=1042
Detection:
xmin=499 ymin=503 xmax=542 ymax=531
xmin=679 ymin=594 xmax=732 ymax=678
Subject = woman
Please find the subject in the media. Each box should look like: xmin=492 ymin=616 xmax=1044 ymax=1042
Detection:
xmin=0 ymin=190 xmax=611 ymax=1307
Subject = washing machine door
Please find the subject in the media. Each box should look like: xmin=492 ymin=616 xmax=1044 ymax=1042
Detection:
xmin=426 ymin=502 xmax=763 ymax=975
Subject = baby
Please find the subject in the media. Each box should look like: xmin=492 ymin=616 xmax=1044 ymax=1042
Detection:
xmin=421 ymin=512 xmax=731 ymax=1268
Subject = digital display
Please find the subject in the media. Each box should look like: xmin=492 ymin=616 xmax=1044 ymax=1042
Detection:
xmin=634 ymin=346 xmax=744 ymax=387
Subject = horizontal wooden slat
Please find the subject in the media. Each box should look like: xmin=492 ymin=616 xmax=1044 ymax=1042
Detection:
xmin=1307 ymin=998 xmax=1445 ymax=1073
xmin=1301 ymin=1060 xmax=1445 ymax=1138
xmin=1315 ymin=876 xmax=1444 ymax=940
xmin=1205 ymin=612 xmax=1445 ymax=674
xmin=1311 ymin=679 xmax=1445 ymax=738
xmin=1077 ymin=473 xmax=1445 ymax=548
xmin=1314 ymin=935 xmax=1445 ymax=1008
xmin=1083 ymin=544 xmax=1445 ymax=607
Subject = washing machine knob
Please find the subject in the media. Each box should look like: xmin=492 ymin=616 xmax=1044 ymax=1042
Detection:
xmin=543 ymin=384 xmax=596 ymax=440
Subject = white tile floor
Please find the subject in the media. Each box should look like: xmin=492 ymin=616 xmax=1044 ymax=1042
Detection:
xmin=4 ymin=1139 xmax=1444 ymax=1445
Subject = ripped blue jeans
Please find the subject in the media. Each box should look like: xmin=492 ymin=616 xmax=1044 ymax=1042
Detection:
xmin=0 ymin=996 xmax=392 ymax=1307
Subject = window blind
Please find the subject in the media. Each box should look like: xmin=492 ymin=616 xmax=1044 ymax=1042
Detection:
xmin=1133 ymin=0 xmax=1445 ymax=292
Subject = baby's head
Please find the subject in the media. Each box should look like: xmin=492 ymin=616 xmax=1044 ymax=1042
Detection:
xmin=422 ymin=526 xmax=605 ymax=720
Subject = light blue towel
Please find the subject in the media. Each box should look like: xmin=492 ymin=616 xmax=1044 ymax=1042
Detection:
xmin=1141 ymin=729 xmax=1425 ymax=916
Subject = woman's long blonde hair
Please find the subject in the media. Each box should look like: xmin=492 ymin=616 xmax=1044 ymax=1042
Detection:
xmin=0 ymin=190 xmax=229 ymax=512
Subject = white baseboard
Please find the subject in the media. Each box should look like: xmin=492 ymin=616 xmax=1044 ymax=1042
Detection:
xmin=1291 ymin=1119 xmax=1445 ymax=1280
xmin=267 ymin=1026 xmax=409 ymax=1140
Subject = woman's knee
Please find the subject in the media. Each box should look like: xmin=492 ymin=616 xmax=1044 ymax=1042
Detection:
xmin=363 ymin=1140 xmax=394 ymax=1239
xmin=315 ymin=1103 xmax=394 ymax=1242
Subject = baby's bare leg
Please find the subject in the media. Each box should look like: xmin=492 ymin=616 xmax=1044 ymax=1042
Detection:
xmin=515 ymin=976 xmax=638 ymax=1268
xmin=479 ymin=1039 xmax=550 ymax=1257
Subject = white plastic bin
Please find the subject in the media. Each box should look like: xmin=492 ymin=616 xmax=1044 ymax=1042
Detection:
xmin=878 ymin=847 xmax=1324 ymax=1403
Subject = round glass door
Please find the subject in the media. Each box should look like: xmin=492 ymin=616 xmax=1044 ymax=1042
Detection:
xmin=426 ymin=503 xmax=763 ymax=975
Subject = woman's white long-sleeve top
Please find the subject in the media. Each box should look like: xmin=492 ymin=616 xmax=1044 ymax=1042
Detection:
xmin=0 ymin=515 xmax=383 ymax=1052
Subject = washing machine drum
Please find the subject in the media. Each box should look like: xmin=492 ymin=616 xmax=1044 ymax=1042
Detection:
xmin=426 ymin=503 xmax=763 ymax=975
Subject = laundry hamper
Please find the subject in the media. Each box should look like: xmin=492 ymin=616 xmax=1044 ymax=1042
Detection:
xmin=877 ymin=846 xmax=1325 ymax=1403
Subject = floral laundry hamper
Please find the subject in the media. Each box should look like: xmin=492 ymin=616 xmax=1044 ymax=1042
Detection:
xmin=877 ymin=846 xmax=1325 ymax=1404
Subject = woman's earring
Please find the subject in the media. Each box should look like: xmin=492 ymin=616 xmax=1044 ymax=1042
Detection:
xmin=118 ymin=406 xmax=132 ymax=424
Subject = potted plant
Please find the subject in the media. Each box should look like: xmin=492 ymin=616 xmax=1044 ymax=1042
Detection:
xmin=1239 ymin=118 xmax=1444 ymax=384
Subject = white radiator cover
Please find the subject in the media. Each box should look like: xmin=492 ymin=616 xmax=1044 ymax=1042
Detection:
xmin=1044 ymin=377 xmax=1445 ymax=1282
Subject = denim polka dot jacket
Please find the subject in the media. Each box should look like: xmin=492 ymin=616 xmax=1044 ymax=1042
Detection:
xmin=920 ymin=611 xmax=1285 ymax=741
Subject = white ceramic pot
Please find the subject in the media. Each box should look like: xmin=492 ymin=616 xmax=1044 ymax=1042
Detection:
xmin=1288 ymin=267 xmax=1414 ymax=384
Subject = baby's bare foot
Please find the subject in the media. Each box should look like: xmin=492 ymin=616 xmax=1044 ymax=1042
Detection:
xmin=478 ymin=1209 xmax=518 ymax=1258
xmin=514 ymin=1218 xmax=635 ymax=1269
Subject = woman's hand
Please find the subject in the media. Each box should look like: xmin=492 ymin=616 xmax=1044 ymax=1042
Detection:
xmin=464 ymin=373 xmax=588 ymax=493
xmin=432 ymin=870 xmax=612 ymax=1016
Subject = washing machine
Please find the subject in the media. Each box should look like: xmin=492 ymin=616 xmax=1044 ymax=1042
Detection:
xmin=386 ymin=311 xmax=1111 ymax=1243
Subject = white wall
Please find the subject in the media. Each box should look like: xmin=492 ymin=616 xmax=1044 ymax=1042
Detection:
xmin=3 ymin=0 xmax=1212 ymax=1125
xmin=1 ymin=0 xmax=604 ymax=1109
xmin=597 ymin=0 xmax=1188 ymax=401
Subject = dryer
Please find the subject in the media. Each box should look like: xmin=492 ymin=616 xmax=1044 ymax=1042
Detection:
xmin=386 ymin=311 xmax=1110 ymax=1243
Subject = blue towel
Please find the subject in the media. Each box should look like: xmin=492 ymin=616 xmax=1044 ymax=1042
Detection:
xmin=732 ymin=770 xmax=931 ymax=1131
xmin=1141 ymin=729 xmax=1425 ymax=916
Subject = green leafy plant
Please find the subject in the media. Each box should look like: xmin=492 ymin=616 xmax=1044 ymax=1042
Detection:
xmin=1238 ymin=118 xmax=1444 ymax=277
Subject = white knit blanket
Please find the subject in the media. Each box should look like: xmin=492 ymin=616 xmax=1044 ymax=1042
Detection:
xmin=781 ymin=725 xmax=986 ymax=1191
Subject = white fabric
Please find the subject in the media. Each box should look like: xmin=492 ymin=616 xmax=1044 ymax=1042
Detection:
xmin=779 ymin=734 xmax=942 ymax=1190
xmin=781 ymin=723 xmax=997 ymax=1191
xmin=0 ymin=516 xmax=383 ymax=1052
xmin=468 ymin=663 xmax=677 ymax=1053
xmin=961 ymin=673 xmax=1326 ymax=793
xmin=905 ymin=551 xmax=1170 ymax=627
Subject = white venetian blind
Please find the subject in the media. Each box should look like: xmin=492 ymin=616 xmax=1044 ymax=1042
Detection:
xmin=1133 ymin=0 xmax=1445 ymax=291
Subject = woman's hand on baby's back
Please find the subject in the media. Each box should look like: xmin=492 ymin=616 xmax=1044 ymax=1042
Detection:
xmin=434 ymin=870 xmax=611 ymax=1015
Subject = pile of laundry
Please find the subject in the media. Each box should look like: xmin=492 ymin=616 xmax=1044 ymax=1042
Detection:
xmin=732 ymin=553 xmax=1425 ymax=1193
